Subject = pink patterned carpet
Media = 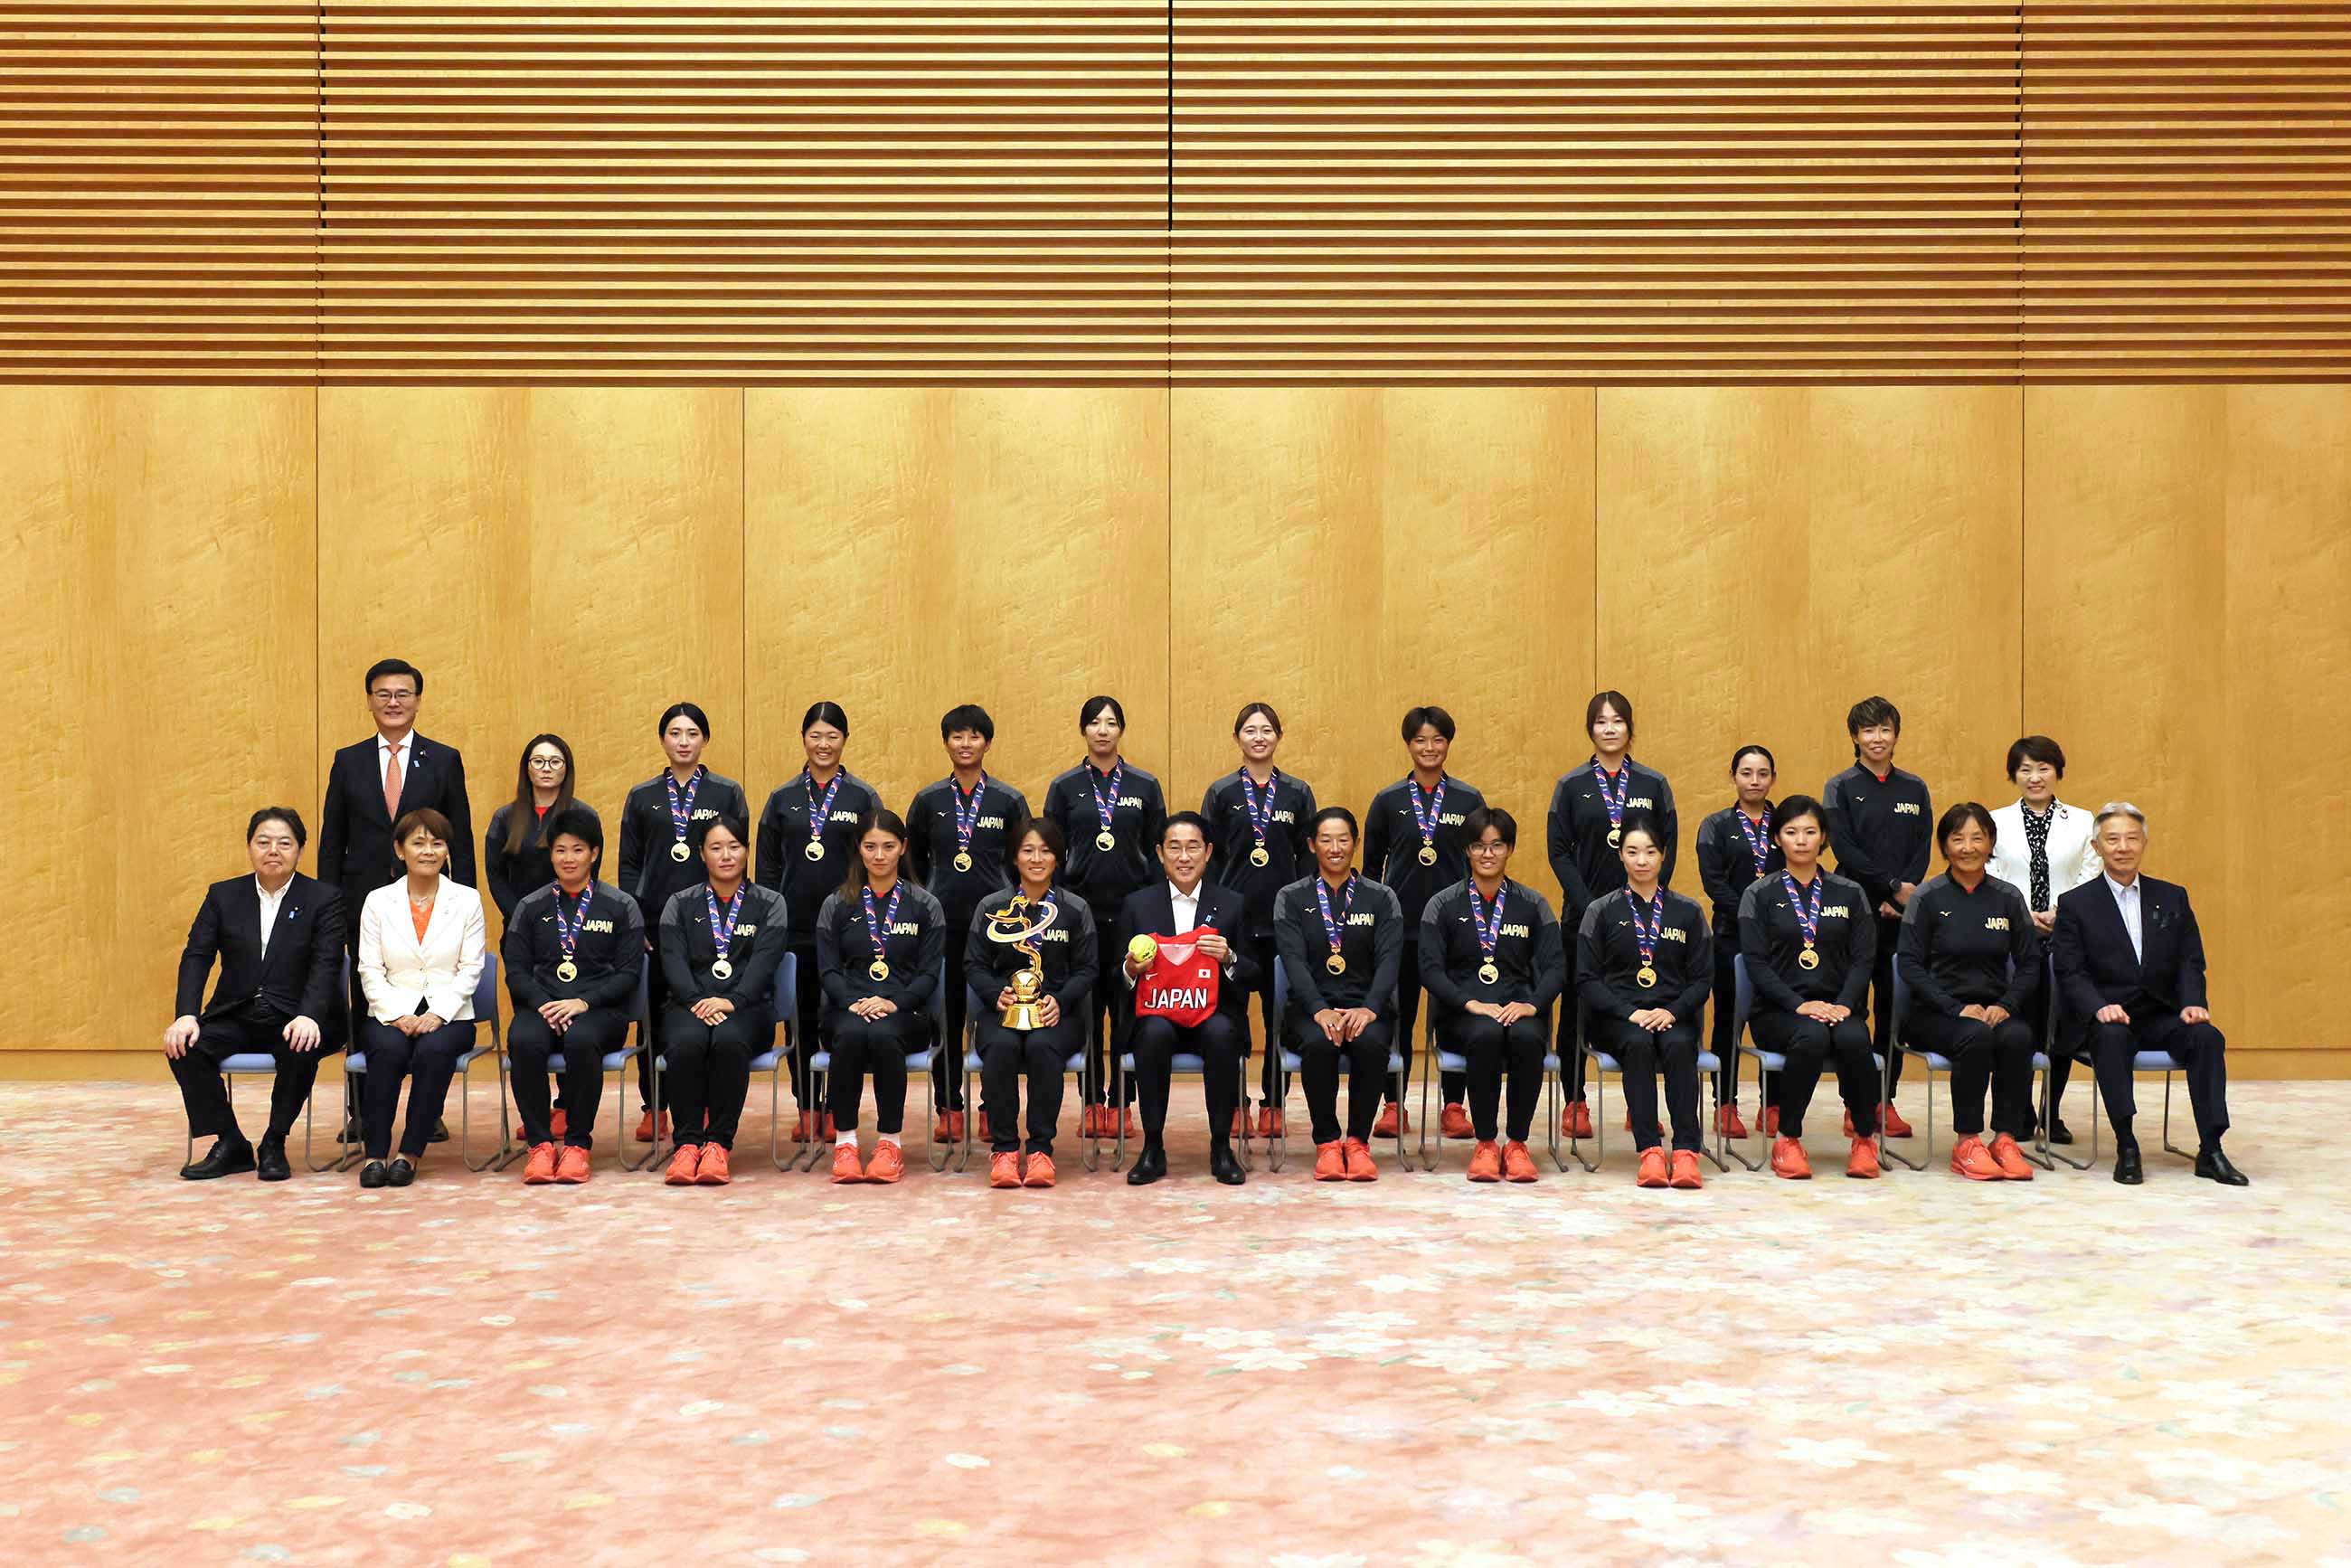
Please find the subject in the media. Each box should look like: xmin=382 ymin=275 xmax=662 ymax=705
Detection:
xmin=3 ymin=1075 xmax=2346 ymax=1566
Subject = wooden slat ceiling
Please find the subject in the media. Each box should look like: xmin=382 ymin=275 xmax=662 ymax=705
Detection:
xmin=0 ymin=1 xmax=2344 ymax=383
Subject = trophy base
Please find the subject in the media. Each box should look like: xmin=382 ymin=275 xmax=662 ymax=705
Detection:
xmin=1000 ymin=1003 xmax=1044 ymax=1032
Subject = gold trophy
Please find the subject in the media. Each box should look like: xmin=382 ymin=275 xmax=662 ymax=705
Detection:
xmin=983 ymin=892 xmax=1062 ymax=1031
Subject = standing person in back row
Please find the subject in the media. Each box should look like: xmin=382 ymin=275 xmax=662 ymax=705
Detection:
xmin=1823 ymin=694 xmax=1930 ymax=1139
xmin=1202 ymin=701 xmax=1317 ymax=1138
xmin=1363 ymin=705 xmax=1487 ymax=1140
xmin=1041 ymin=695 xmax=1166 ymax=1138
xmin=1547 ymin=689 xmax=1678 ymax=1140
xmin=905 ymin=704 xmax=1032 ymax=1144
xmin=618 ymin=702 xmax=751 ymax=1146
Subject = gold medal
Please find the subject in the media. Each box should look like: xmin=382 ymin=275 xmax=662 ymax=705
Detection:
xmin=1095 ymin=830 xmax=1116 ymax=852
xmin=1607 ymin=827 xmax=1622 ymax=848
xmin=1417 ymin=844 xmax=1438 ymax=866
xmin=1636 ymin=964 xmax=1657 ymax=989
xmin=555 ymin=959 xmax=578 ymax=984
xmin=1797 ymin=944 xmax=1821 ymax=970
xmin=710 ymin=957 xmax=733 ymax=981
xmin=803 ymin=839 xmax=826 ymax=862
xmin=1477 ymin=960 xmax=1500 ymax=985
xmin=952 ymin=851 xmax=974 ymax=874
xmin=868 ymin=958 xmax=891 ymax=983
xmin=1249 ymin=845 xmax=1270 ymax=868
xmin=1326 ymin=952 xmax=1346 ymax=977
xmin=669 ymin=840 xmax=691 ymax=863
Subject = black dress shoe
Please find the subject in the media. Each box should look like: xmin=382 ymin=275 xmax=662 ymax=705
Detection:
xmin=429 ymin=1118 xmax=450 ymax=1145
xmin=2112 ymin=1144 xmax=2144 ymax=1185
xmin=2195 ymin=1145 xmax=2250 ymax=1186
xmin=1126 ymin=1145 xmax=1168 ymax=1186
xmin=1209 ymin=1144 xmax=1246 ymax=1186
xmin=180 ymin=1137 xmax=255 ymax=1181
xmin=387 ymin=1157 xmax=416 ymax=1187
xmin=2047 ymin=1118 xmax=2074 ymax=1146
xmin=255 ymin=1137 xmax=291 ymax=1183
xmin=359 ymin=1159 xmax=390 ymax=1188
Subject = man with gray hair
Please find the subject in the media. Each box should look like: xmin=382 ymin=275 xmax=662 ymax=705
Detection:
xmin=2051 ymin=802 xmax=2245 ymax=1186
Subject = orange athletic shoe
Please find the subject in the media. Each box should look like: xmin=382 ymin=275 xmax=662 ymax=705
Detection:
xmin=1261 ymin=1108 xmax=1286 ymax=1139
xmin=1440 ymin=1103 xmax=1474 ymax=1140
xmin=792 ymin=1110 xmax=819 ymax=1141
xmin=1343 ymin=1138 xmax=1379 ymax=1182
xmin=975 ymin=1110 xmax=991 ymax=1143
xmin=1950 ymin=1134 xmax=2004 ymax=1182
xmin=1770 ymin=1135 xmax=1812 ymax=1180
xmin=1231 ymin=1108 xmax=1249 ymax=1138
xmin=522 ymin=1142 xmax=558 ymax=1185
xmin=864 ymin=1141 xmax=906 ymax=1185
xmin=1716 ymin=1104 xmax=1749 ymax=1139
xmin=548 ymin=1109 xmax=568 ymax=1139
xmin=1846 ymin=1137 xmax=1882 ymax=1180
xmin=934 ymin=1111 xmax=956 ymax=1142
xmin=1079 ymin=1104 xmax=1101 ymax=1138
xmin=663 ymin=1144 xmax=702 ymax=1185
xmin=1467 ymin=1140 xmax=1504 ymax=1183
xmin=1563 ymin=1100 xmax=1595 ymax=1139
xmin=1762 ymin=1106 xmax=1780 ymax=1138
xmin=637 ymin=1109 xmax=671 ymax=1144
xmin=695 ymin=1143 xmax=732 ymax=1185
xmin=1637 ymin=1148 xmax=1670 ymax=1188
xmin=1374 ymin=1102 xmax=1407 ymax=1138
xmin=829 ymin=1143 xmax=864 ymax=1184
xmin=1669 ymin=1150 xmax=1704 ymax=1190
xmin=555 ymin=1147 xmax=591 ymax=1184
xmin=1502 ymin=1140 xmax=1539 ymax=1183
xmin=1022 ymin=1153 xmax=1055 ymax=1188
xmin=989 ymin=1151 xmax=1022 ymax=1188
xmin=1878 ymin=1101 xmax=1914 ymax=1138
xmin=1313 ymin=1141 xmax=1347 ymax=1181
xmin=1988 ymin=1133 xmax=2035 ymax=1180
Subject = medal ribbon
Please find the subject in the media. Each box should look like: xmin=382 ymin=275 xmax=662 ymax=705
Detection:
xmin=1735 ymin=806 xmax=1773 ymax=878
xmin=1314 ymin=873 xmax=1355 ymax=966
xmin=951 ymin=774 xmax=987 ymax=863
xmin=664 ymin=764 xmax=705 ymax=851
xmin=803 ymin=767 xmax=845 ymax=855
xmin=1592 ymin=759 xmax=1630 ymax=832
xmin=1409 ymin=775 xmax=1448 ymax=856
xmin=1627 ymin=889 xmax=1665 ymax=968
xmin=1781 ymin=871 xmax=1825 ymax=949
xmin=704 ymin=883 xmax=743 ymax=959
xmin=554 ymin=883 xmax=592 ymax=966
xmin=861 ymin=883 xmax=904 ymax=964
xmin=1468 ymin=883 xmax=1506 ymax=966
xmin=1239 ymin=769 xmax=1279 ymax=858
xmin=1087 ymin=760 xmax=1124 ymax=840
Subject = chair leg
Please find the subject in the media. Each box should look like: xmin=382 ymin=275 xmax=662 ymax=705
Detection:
xmin=1544 ymin=1061 xmax=1569 ymax=1173
xmin=1393 ymin=1058 xmax=1416 ymax=1174
xmin=1722 ymin=1054 xmax=1765 ymax=1172
xmin=1699 ymin=1063 xmax=1728 ymax=1172
xmin=1237 ymin=1059 xmax=1255 ymax=1173
xmin=928 ymin=1058 xmax=948 ymax=1174
xmin=1879 ymin=1050 xmax=1924 ymax=1171
xmin=1417 ymin=1049 xmax=1435 ymax=1169
xmin=770 ymin=1061 xmax=790 ymax=1172
xmin=1568 ymin=1052 xmax=1600 ymax=1174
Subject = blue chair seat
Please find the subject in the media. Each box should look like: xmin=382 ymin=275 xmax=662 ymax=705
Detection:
xmin=543 ymin=1050 xmax=635 ymax=1074
xmin=218 ymin=1052 xmax=279 ymax=1074
xmin=2132 ymin=1050 xmax=2183 ymax=1071
xmin=749 ymin=1049 xmax=782 ymax=1073
xmin=1584 ymin=1049 xmax=1726 ymax=1075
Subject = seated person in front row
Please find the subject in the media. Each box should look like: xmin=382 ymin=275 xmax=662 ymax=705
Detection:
xmin=965 ymin=817 xmax=1099 ymax=1191
xmin=166 ymin=808 xmax=348 ymax=1182
xmin=1734 ymin=794 xmax=1882 ymax=1181
xmin=1119 ymin=812 xmax=1259 ymax=1187
xmin=1274 ymin=806 xmax=1404 ymax=1184
xmin=503 ymin=806 xmax=644 ymax=1185
xmin=354 ymin=808 xmax=488 ymax=1189
xmin=1576 ymin=813 xmax=1713 ymax=1190
xmin=2052 ymin=801 xmax=2245 ymax=1187
xmin=815 ymin=808 xmax=949 ymax=1186
xmin=659 ymin=813 xmax=789 ymax=1187
xmin=1421 ymin=807 xmax=1566 ymax=1185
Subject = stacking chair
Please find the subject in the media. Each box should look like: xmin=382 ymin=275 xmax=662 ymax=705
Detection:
xmin=1886 ymin=958 xmax=2063 ymax=1174
xmin=309 ymin=952 xmax=509 ymax=1174
xmin=1418 ymin=1004 xmax=1565 ymax=1174
xmin=955 ymin=982 xmax=1100 ymax=1176
xmin=2041 ymin=987 xmax=2193 ymax=1173
xmin=747 ymin=952 xmax=801 ymax=1171
xmin=1724 ymin=955 xmax=1884 ymax=1173
xmin=551 ymin=967 xmax=656 ymax=1172
xmin=1105 ymin=996 xmax=1254 ymax=1175
xmin=1266 ymin=970 xmax=1412 ymax=1174
xmin=1567 ymin=998 xmax=1729 ymax=1175
xmin=800 ymin=959 xmax=947 ymax=1173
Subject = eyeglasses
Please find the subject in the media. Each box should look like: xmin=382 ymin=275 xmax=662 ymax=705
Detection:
xmin=370 ymin=689 xmax=417 ymax=704
xmin=528 ymin=757 xmax=565 ymax=769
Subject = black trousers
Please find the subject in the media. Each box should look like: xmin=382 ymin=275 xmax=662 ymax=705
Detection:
xmin=935 ymin=924 xmax=969 ymax=1111
xmin=507 ymin=1006 xmax=627 ymax=1149
xmin=1392 ymin=938 xmax=1467 ymax=1105
xmin=975 ymin=1018 xmax=1080 ymax=1154
xmin=1128 ymin=1011 xmax=1245 ymax=1148
xmin=1750 ymin=1009 xmax=1879 ymax=1138
xmin=1448 ymin=1013 xmax=1546 ymax=1143
xmin=638 ymin=941 xmax=669 ymax=1112
xmin=1708 ymin=940 xmax=1751 ymax=1108
xmin=1081 ymin=921 xmax=1132 ymax=1106
xmin=1868 ymin=911 xmax=1903 ymax=1091
xmin=1555 ymin=984 xmax=1588 ymax=1102
xmin=169 ymin=1005 xmax=330 ymax=1143
xmin=1236 ymin=931 xmax=1283 ymax=1104
xmin=2025 ymin=946 xmax=2072 ymax=1118
xmin=662 ymin=1006 xmax=766 ymax=1149
xmin=1589 ymin=1015 xmax=1704 ymax=1153
xmin=1907 ymin=1011 xmax=2035 ymax=1138
xmin=1295 ymin=1015 xmax=1394 ymax=1145
xmin=2086 ymin=1013 xmax=2229 ymax=1148
xmin=828 ymin=1009 xmax=925 ymax=1135
xmin=356 ymin=1015 xmax=474 ymax=1159
xmin=790 ymin=940 xmax=823 ymax=1108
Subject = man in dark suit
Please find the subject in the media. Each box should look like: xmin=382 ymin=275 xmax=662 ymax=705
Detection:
xmin=2052 ymin=801 xmax=2245 ymax=1187
xmin=1117 ymin=811 xmax=1260 ymax=1187
xmin=165 ymin=808 xmax=347 ymax=1181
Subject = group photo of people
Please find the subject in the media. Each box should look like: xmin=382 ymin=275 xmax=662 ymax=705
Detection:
xmin=165 ymin=658 xmax=2248 ymax=1197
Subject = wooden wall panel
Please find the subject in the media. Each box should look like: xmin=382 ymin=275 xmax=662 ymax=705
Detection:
xmin=0 ymin=387 xmax=315 ymax=1046
xmin=1170 ymin=388 xmax=1595 ymax=909
xmin=2025 ymin=384 xmax=2351 ymax=1045
xmin=1597 ymin=387 xmax=2025 ymax=846
xmin=742 ymin=389 xmax=1171 ymax=818
xmin=316 ymin=387 xmax=744 ymax=940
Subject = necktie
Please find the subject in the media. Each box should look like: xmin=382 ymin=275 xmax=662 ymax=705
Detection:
xmin=383 ymin=741 xmax=404 ymax=819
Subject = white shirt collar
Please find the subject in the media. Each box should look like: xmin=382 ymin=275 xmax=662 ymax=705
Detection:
xmin=1167 ymin=879 xmax=1204 ymax=905
xmin=2104 ymin=871 xmax=2139 ymax=898
xmin=377 ymin=728 xmax=414 ymax=762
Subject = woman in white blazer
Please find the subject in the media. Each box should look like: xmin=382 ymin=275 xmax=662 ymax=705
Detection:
xmin=1987 ymin=735 xmax=2101 ymax=1141
xmin=355 ymin=807 xmax=487 ymax=1187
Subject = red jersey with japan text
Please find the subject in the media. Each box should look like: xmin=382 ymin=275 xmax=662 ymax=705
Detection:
xmin=1133 ymin=932 xmax=1222 ymax=1026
